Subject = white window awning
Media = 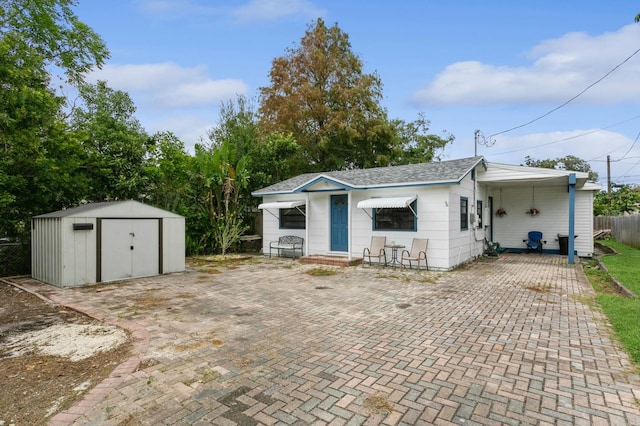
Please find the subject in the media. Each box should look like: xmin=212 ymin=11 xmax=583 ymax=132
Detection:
xmin=357 ymin=196 xmax=416 ymax=209
xmin=258 ymin=200 xmax=305 ymax=210
xmin=258 ymin=200 xmax=306 ymax=219
xmin=357 ymin=196 xmax=417 ymax=218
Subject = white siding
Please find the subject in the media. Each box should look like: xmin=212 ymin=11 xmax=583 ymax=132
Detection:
xmin=260 ymin=195 xmax=307 ymax=255
xmin=350 ymin=188 xmax=426 ymax=260
xmin=307 ymin=193 xmax=330 ymax=255
xmin=574 ymin=190 xmax=595 ymax=257
xmin=447 ymin=173 xmax=486 ymax=270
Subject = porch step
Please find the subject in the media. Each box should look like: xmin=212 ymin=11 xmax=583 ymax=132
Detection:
xmin=299 ymin=255 xmax=363 ymax=267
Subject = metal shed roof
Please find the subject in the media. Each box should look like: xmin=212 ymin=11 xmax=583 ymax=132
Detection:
xmin=34 ymin=200 xmax=183 ymax=218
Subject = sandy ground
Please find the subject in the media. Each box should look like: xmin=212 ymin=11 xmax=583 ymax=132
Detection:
xmin=5 ymin=323 xmax=128 ymax=361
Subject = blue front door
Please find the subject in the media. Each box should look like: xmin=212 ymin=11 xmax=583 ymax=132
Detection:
xmin=330 ymin=194 xmax=348 ymax=252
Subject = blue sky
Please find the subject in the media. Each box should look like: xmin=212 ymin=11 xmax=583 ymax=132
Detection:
xmin=74 ymin=1 xmax=640 ymax=186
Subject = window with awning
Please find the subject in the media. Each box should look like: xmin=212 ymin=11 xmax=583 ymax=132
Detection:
xmin=258 ymin=200 xmax=306 ymax=229
xmin=356 ymin=196 xmax=417 ymax=211
xmin=357 ymin=196 xmax=417 ymax=231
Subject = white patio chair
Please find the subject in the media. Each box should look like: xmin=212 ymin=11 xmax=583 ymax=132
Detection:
xmin=400 ymin=238 xmax=428 ymax=270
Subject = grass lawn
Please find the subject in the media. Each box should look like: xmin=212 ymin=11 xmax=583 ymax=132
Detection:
xmin=583 ymin=239 xmax=640 ymax=367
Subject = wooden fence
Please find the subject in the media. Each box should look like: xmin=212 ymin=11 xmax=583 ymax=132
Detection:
xmin=594 ymin=214 xmax=640 ymax=249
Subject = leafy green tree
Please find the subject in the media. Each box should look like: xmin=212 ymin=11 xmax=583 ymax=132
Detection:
xmin=249 ymin=132 xmax=299 ymax=192
xmin=594 ymin=185 xmax=640 ymax=216
xmin=209 ymin=95 xmax=300 ymax=197
xmin=524 ymin=155 xmax=598 ymax=182
xmin=208 ymin=96 xmax=259 ymax=157
xmin=0 ymin=0 xmax=109 ymax=84
xmin=0 ymin=31 xmax=88 ymax=239
xmin=70 ymin=81 xmax=150 ymax=201
xmin=390 ymin=114 xmax=454 ymax=165
xmin=1 ymin=0 xmax=109 ymax=239
xmin=259 ymin=18 xmax=395 ymax=172
xmin=191 ymin=141 xmax=250 ymax=255
xmin=145 ymin=131 xmax=192 ymax=213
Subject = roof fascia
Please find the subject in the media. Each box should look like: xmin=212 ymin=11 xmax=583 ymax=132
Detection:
xmin=293 ymin=175 xmax=354 ymax=192
xmin=459 ymin=157 xmax=486 ymax=181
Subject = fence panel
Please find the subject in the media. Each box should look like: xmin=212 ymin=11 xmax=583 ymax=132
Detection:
xmin=0 ymin=243 xmax=31 ymax=277
xmin=594 ymin=214 xmax=640 ymax=249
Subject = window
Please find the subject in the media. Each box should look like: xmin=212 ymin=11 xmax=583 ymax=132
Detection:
xmin=460 ymin=197 xmax=468 ymax=230
xmin=280 ymin=206 xmax=305 ymax=229
xmin=476 ymin=200 xmax=483 ymax=228
xmin=373 ymin=201 xmax=417 ymax=231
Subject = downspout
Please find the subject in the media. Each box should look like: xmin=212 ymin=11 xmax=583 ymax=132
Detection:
xmin=568 ymin=173 xmax=576 ymax=265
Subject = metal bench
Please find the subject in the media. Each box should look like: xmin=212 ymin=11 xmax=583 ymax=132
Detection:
xmin=269 ymin=235 xmax=304 ymax=258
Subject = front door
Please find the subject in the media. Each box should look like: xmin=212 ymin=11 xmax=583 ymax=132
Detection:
xmin=330 ymin=194 xmax=348 ymax=252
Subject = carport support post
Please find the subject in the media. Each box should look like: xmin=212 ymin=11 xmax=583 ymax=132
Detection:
xmin=568 ymin=173 xmax=576 ymax=265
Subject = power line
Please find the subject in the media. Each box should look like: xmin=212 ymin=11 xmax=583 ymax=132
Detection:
xmin=488 ymin=47 xmax=640 ymax=139
xmin=489 ymin=114 xmax=640 ymax=156
xmin=613 ymin=129 xmax=640 ymax=162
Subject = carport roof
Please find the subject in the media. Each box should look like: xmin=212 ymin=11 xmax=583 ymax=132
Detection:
xmin=478 ymin=162 xmax=599 ymax=189
xmin=252 ymin=156 xmax=485 ymax=195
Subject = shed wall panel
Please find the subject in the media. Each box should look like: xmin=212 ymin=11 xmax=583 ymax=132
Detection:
xmin=31 ymin=218 xmax=63 ymax=285
xmin=61 ymin=218 xmax=97 ymax=287
xmin=163 ymin=217 xmax=186 ymax=273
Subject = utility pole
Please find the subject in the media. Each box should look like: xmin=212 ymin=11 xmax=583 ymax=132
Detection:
xmin=474 ymin=130 xmax=480 ymax=157
xmin=607 ymin=155 xmax=611 ymax=195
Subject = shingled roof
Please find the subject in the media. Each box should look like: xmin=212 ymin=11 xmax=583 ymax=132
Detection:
xmin=253 ymin=156 xmax=485 ymax=196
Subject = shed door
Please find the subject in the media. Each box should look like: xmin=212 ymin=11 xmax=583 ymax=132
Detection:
xmin=100 ymin=219 xmax=160 ymax=282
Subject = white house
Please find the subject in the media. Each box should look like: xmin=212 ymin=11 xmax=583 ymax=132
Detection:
xmin=252 ymin=156 xmax=600 ymax=271
xmin=32 ymin=200 xmax=185 ymax=287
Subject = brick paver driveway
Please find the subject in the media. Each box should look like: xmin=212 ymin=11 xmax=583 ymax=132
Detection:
xmin=13 ymin=253 xmax=640 ymax=425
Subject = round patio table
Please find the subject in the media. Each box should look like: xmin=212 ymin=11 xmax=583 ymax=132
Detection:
xmin=385 ymin=244 xmax=405 ymax=267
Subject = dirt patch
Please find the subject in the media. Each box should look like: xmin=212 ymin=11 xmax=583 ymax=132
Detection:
xmin=0 ymin=281 xmax=132 ymax=425
xmin=362 ymin=393 xmax=395 ymax=414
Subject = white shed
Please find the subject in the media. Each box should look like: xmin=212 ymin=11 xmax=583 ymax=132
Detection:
xmin=31 ymin=200 xmax=185 ymax=287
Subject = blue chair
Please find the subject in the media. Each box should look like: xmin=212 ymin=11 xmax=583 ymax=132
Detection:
xmin=524 ymin=231 xmax=545 ymax=254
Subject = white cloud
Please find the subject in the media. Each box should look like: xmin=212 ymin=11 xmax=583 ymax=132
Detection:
xmin=148 ymin=114 xmax=213 ymax=151
xmin=231 ymin=0 xmax=324 ymax=23
xmin=414 ymin=24 xmax=640 ymax=106
xmin=88 ymin=63 xmax=248 ymax=108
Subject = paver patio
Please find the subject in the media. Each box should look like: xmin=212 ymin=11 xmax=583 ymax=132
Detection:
xmin=10 ymin=253 xmax=640 ymax=425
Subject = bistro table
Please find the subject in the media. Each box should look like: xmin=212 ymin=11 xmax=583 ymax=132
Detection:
xmin=385 ymin=243 xmax=405 ymax=267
